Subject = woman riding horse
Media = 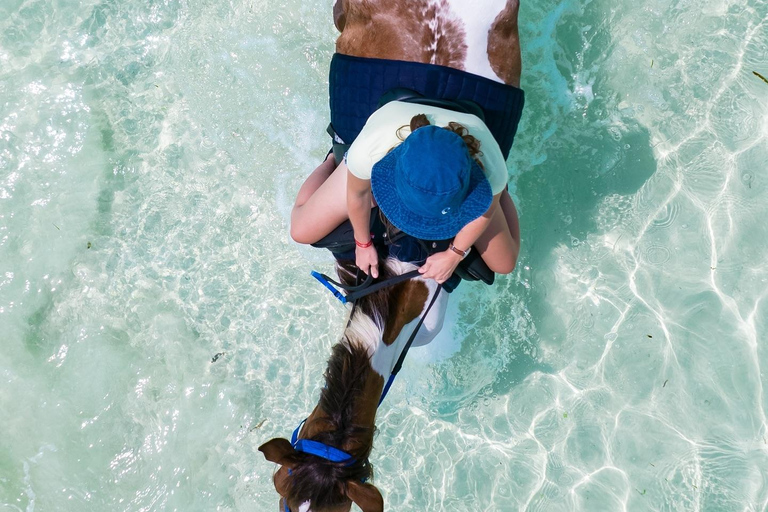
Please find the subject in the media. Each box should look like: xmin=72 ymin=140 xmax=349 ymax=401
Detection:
xmin=290 ymin=0 xmax=524 ymax=285
xmin=262 ymin=1 xmax=526 ymax=510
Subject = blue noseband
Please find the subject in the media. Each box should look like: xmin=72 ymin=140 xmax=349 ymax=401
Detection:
xmin=290 ymin=419 xmax=356 ymax=465
xmin=282 ymin=419 xmax=359 ymax=512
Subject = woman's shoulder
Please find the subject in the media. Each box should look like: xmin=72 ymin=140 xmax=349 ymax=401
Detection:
xmin=347 ymin=104 xmax=407 ymax=179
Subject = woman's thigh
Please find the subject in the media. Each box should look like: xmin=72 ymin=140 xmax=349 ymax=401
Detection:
xmin=290 ymin=163 xmax=350 ymax=244
xmin=474 ymin=203 xmax=518 ymax=275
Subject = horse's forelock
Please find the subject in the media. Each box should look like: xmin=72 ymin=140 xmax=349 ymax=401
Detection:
xmin=284 ymin=458 xmax=346 ymax=510
xmin=283 ymin=452 xmax=372 ymax=511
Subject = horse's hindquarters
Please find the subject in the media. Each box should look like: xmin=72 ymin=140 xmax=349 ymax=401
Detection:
xmin=334 ymin=0 xmax=521 ymax=86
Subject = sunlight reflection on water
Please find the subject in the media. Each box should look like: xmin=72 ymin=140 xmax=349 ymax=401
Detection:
xmin=0 ymin=0 xmax=767 ymax=510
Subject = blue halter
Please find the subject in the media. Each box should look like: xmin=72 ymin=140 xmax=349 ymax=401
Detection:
xmin=290 ymin=419 xmax=356 ymax=465
xmin=282 ymin=419 xmax=359 ymax=512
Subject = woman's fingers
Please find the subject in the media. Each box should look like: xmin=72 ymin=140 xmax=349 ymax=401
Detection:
xmin=356 ymin=246 xmax=379 ymax=278
xmin=419 ymin=252 xmax=460 ymax=283
xmin=367 ymin=246 xmax=379 ymax=278
xmin=419 ymin=263 xmax=445 ymax=282
xmin=360 ymin=260 xmax=377 ymax=278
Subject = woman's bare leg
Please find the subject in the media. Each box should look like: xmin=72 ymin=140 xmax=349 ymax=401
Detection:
xmin=474 ymin=189 xmax=520 ymax=274
xmin=294 ymin=152 xmax=336 ymax=208
xmin=290 ymin=159 xmax=351 ymax=244
xmin=499 ymin=188 xmax=520 ymax=244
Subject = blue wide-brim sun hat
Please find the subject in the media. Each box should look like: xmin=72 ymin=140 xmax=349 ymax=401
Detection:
xmin=371 ymin=125 xmax=493 ymax=241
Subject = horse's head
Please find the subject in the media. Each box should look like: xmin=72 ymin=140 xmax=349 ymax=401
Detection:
xmin=259 ymin=434 xmax=383 ymax=512
xmin=259 ymin=340 xmax=384 ymax=512
xmin=261 ymin=258 xmax=446 ymax=511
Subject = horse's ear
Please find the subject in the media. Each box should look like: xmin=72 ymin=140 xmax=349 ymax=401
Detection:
xmin=346 ymin=480 xmax=384 ymax=512
xmin=259 ymin=438 xmax=296 ymax=467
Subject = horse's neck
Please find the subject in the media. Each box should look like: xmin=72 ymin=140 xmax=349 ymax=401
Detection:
xmin=343 ymin=265 xmax=448 ymax=383
xmin=303 ymin=340 xmax=383 ymax=450
xmin=302 ymin=263 xmax=449 ymax=451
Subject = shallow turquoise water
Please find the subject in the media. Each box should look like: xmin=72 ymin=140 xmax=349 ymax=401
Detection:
xmin=1 ymin=0 xmax=767 ymax=510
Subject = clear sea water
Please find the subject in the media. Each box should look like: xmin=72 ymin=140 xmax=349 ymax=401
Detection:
xmin=1 ymin=0 xmax=767 ymax=510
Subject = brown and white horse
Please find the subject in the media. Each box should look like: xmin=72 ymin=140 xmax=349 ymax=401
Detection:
xmin=259 ymin=259 xmax=448 ymax=512
xmin=260 ymin=1 xmax=522 ymax=510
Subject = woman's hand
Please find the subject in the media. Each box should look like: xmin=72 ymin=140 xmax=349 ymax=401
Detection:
xmin=418 ymin=249 xmax=463 ymax=284
xmin=355 ymin=244 xmax=379 ymax=278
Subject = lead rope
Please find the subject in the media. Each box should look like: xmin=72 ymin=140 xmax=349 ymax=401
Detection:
xmin=379 ymin=282 xmax=443 ymax=405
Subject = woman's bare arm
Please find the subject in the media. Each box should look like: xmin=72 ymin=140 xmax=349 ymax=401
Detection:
xmin=419 ymin=194 xmax=500 ymax=283
xmin=347 ymin=169 xmax=379 ymax=277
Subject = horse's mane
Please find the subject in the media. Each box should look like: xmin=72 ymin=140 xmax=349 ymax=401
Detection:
xmin=335 ymin=258 xmax=400 ymax=332
xmin=282 ymin=259 xmax=409 ymax=509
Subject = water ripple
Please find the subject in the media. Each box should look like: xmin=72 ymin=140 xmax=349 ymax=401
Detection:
xmin=1 ymin=0 xmax=768 ymax=511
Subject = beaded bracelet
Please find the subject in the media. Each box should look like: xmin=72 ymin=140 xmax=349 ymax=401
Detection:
xmin=355 ymin=237 xmax=373 ymax=249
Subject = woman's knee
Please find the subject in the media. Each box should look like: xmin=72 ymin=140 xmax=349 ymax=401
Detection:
xmin=487 ymin=252 xmax=518 ymax=275
xmin=289 ymin=221 xmax=318 ymax=245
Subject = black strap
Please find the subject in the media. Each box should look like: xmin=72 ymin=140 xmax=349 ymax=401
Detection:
xmin=378 ymin=282 xmax=443 ymax=404
xmin=345 ymin=270 xmax=422 ymax=302
xmin=391 ymin=282 xmax=442 ymax=376
xmin=312 ymin=268 xmax=424 ymax=304
xmin=313 ymin=271 xmax=373 ymax=292
xmin=377 ymin=87 xmax=486 ymax=122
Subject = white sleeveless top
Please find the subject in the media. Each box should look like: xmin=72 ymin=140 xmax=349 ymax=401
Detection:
xmin=345 ymin=101 xmax=508 ymax=195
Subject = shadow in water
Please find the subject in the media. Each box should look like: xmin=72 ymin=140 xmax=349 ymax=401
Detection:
xmin=442 ymin=0 xmax=659 ymax=405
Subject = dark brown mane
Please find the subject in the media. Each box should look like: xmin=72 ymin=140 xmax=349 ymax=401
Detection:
xmin=282 ymin=341 xmax=375 ymax=509
xmin=335 ymin=259 xmax=399 ymax=332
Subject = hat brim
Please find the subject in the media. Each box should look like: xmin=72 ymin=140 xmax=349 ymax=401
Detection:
xmin=371 ymin=146 xmax=493 ymax=240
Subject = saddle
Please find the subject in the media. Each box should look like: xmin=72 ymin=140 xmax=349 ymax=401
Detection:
xmin=316 ymin=51 xmax=527 ymax=291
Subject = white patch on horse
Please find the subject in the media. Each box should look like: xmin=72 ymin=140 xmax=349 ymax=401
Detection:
xmin=368 ymin=260 xmax=449 ymax=379
xmin=442 ymin=0 xmax=506 ymax=83
xmin=422 ymin=1 xmax=447 ymax=65
xmin=343 ymin=309 xmax=382 ymax=359
xmin=340 ymin=259 xmax=449 ymax=380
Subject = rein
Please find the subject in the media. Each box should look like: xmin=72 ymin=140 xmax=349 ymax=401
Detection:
xmin=310 ymin=267 xmax=443 ymax=403
xmin=311 ymin=269 xmax=421 ymax=303
xmin=378 ymin=281 xmax=441 ymax=404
